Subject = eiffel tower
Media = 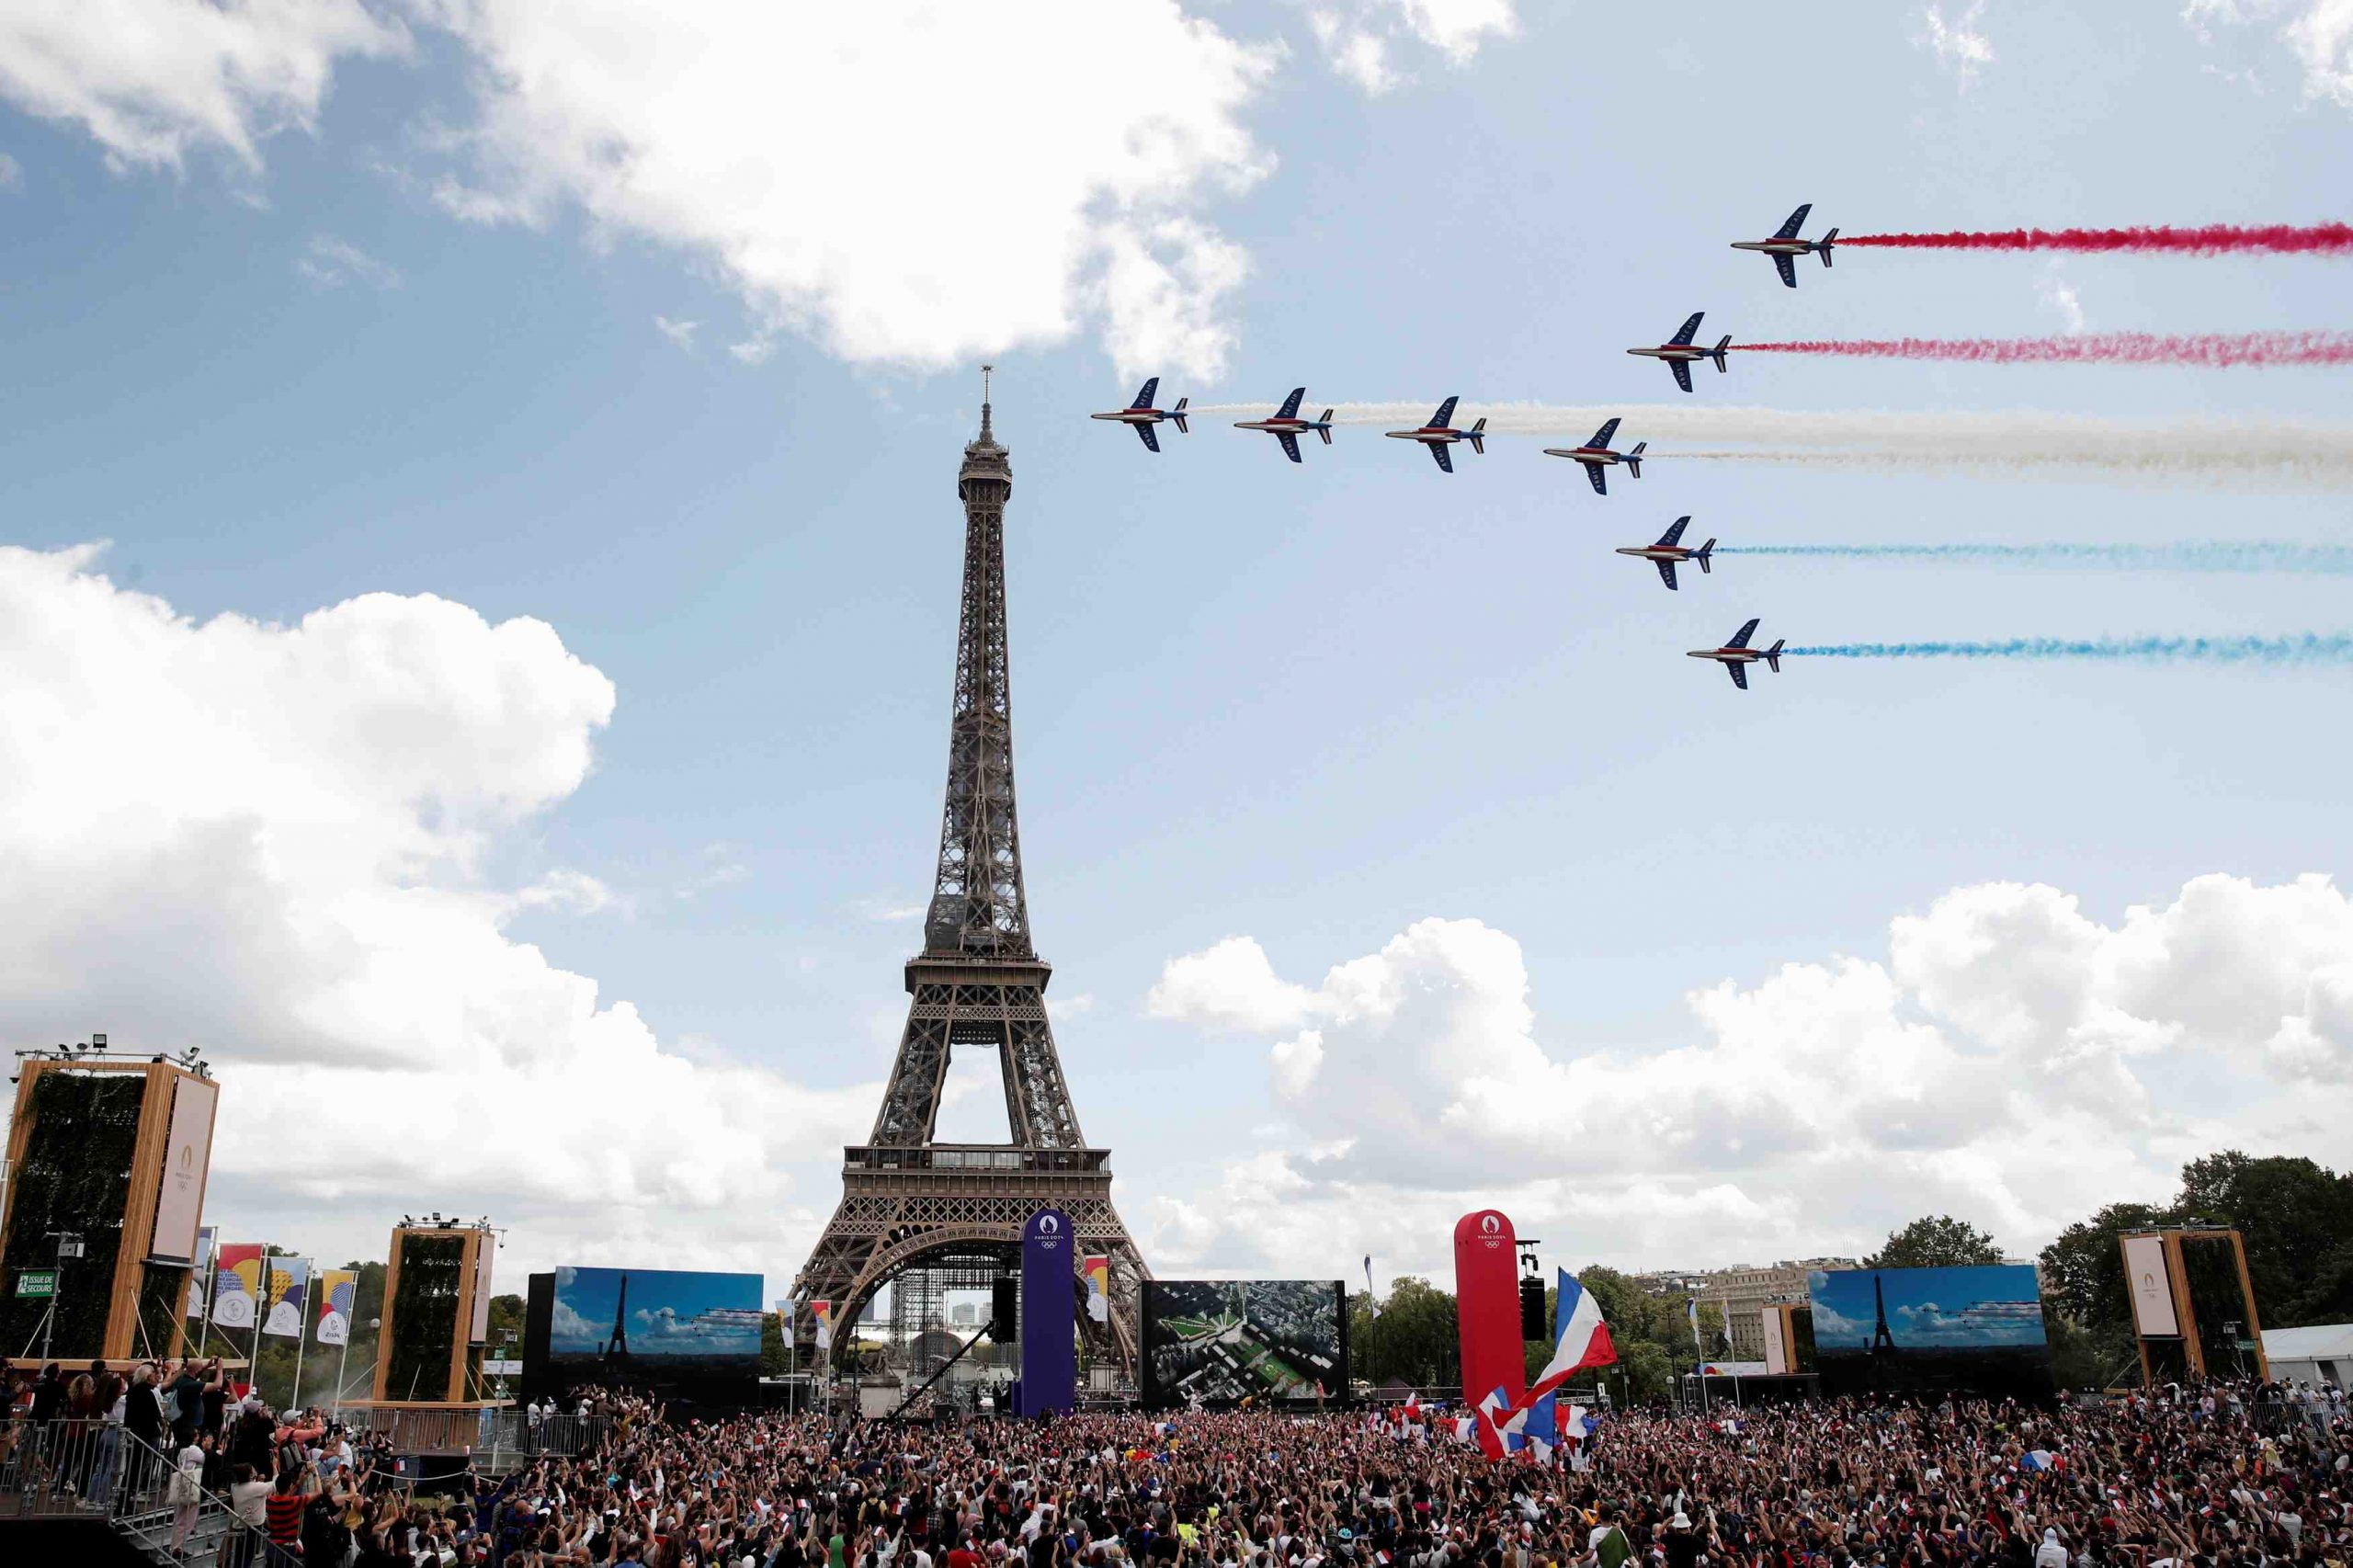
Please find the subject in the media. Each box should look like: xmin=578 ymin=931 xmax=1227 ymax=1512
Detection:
xmin=790 ymin=372 xmax=1149 ymax=1375
xmin=1869 ymin=1271 xmax=1898 ymax=1355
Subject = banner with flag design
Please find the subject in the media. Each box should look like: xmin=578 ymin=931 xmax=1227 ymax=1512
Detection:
xmin=212 ymin=1244 xmax=261 ymax=1330
xmin=261 ymin=1257 xmax=310 ymax=1338
xmin=316 ymin=1270 xmax=358 ymax=1346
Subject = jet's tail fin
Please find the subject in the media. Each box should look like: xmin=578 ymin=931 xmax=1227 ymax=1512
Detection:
xmin=1765 ymin=637 xmax=1784 ymax=673
xmin=1821 ymin=229 xmax=1838 ymax=266
xmin=1627 ymin=440 xmax=1645 ymax=478
xmin=1469 ymin=415 xmax=1486 ymax=454
xmin=1712 ymin=335 xmax=1732 ymax=371
xmin=1317 ymin=413 xmax=1334 ymax=445
xmin=1698 ymin=539 xmax=1715 ymax=574
xmin=1172 ymin=396 xmax=1189 ymax=434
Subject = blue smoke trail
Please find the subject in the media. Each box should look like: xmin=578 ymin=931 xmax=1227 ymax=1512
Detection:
xmin=1785 ymin=635 xmax=2353 ymax=665
xmin=1715 ymin=541 xmax=2353 ymax=573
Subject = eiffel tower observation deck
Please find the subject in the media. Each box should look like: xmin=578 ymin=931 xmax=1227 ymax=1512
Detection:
xmin=790 ymin=372 xmax=1148 ymax=1379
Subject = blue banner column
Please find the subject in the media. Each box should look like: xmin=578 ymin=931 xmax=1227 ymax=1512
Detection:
xmin=1017 ymin=1208 xmax=1076 ymax=1415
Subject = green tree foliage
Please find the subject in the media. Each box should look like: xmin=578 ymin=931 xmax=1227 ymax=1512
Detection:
xmin=1865 ymin=1214 xmax=2004 ymax=1268
xmin=1348 ymin=1276 xmax=1459 ymax=1387
xmin=2174 ymin=1152 xmax=2353 ymax=1326
xmin=761 ymin=1311 xmax=791 ymax=1377
xmin=2037 ymin=1152 xmax=2353 ymax=1347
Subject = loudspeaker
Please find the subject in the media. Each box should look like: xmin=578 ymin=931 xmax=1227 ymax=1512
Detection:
xmin=1519 ymin=1275 xmax=1546 ymax=1341
xmin=991 ymin=1278 xmax=1017 ymax=1341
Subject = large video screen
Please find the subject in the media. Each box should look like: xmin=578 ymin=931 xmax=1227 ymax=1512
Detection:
xmin=1808 ymin=1266 xmax=2051 ymax=1400
xmin=1142 ymin=1279 xmax=1346 ymax=1408
xmin=525 ymin=1266 xmax=763 ymax=1402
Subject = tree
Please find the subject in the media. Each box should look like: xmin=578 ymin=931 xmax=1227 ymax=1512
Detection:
xmin=2173 ymin=1152 xmax=2353 ymax=1327
xmin=2039 ymin=1201 xmax=2171 ymax=1329
xmin=1865 ymin=1214 xmax=2004 ymax=1269
xmin=1351 ymin=1276 xmax=1459 ymax=1387
xmin=761 ymin=1311 xmax=791 ymax=1376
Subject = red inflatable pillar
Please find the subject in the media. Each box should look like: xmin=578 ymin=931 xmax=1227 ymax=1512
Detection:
xmin=1454 ymin=1210 xmax=1522 ymax=1407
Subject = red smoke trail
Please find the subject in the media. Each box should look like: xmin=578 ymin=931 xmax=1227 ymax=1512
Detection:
xmin=1840 ymin=223 xmax=2353 ymax=256
xmin=1736 ymin=332 xmax=2353 ymax=368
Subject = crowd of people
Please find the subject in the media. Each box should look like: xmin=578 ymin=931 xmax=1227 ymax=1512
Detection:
xmin=10 ymin=1366 xmax=2350 ymax=1568
xmin=434 ymin=1377 xmax=2347 ymax=1568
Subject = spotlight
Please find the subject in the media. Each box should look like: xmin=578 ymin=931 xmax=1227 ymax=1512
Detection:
xmin=92 ymin=1033 xmax=108 ymax=1051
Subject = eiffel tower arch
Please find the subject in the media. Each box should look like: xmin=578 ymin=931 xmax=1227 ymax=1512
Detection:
xmin=790 ymin=376 xmax=1149 ymax=1381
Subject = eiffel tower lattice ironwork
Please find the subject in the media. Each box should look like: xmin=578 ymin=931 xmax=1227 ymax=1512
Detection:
xmin=790 ymin=372 xmax=1149 ymax=1377
xmin=1869 ymin=1271 xmax=1898 ymax=1355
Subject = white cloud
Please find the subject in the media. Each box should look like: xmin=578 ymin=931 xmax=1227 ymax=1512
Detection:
xmin=2185 ymin=0 xmax=2353 ymax=105
xmin=423 ymin=1 xmax=1279 ymax=380
xmin=0 ymin=1 xmax=405 ymax=171
xmin=1918 ymin=1 xmax=1995 ymax=89
xmin=653 ymin=314 xmax=699 ymax=352
xmin=294 ymin=234 xmax=400 ymax=290
xmin=0 ymin=152 xmax=20 ymax=191
xmin=1147 ymin=879 xmax=2353 ymax=1278
xmin=1146 ymin=934 xmax=1324 ymax=1034
xmin=2037 ymin=266 xmax=2086 ymax=335
xmin=1306 ymin=0 xmax=1516 ymax=93
xmin=727 ymin=335 xmax=776 ymax=366
xmin=0 ymin=543 xmax=876 ymax=1282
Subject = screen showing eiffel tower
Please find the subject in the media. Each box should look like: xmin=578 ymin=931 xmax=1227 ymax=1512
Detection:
xmin=1807 ymin=1266 xmax=2052 ymax=1399
xmin=524 ymin=1265 xmax=764 ymax=1403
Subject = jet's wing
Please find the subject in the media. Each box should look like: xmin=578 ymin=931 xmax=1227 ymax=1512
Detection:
xmin=1658 ymin=517 xmax=1689 ymax=548
xmin=1133 ymin=376 xmax=1160 ymax=410
xmin=1136 ymin=423 xmax=1161 ymax=453
xmin=1586 ymin=464 xmax=1607 ymax=495
xmin=1591 ymin=417 xmax=1620 ymax=449
xmin=1655 ymin=560 xmax=1679 ymax=591
xmin=1430 ymin=442 xmax=1454 ymax=473
xmin=1430 ymin=395 xmax=1459 ymax=429
xmin=1773 ymin=253 xmax=1797 ymax=289
xmin=1670 ymin=360 xmax=1693 ymax=394
xmin=1276 ymin=387 xmax=1306 ymax=421
xmin=1774 ymin=203 xmax=1813 ymax=240
xmin=1670 ymin=312 xmax=1705 ymax=347
xmin=1278 ymin=430 xmax=1302 ymax=464
xmin=1726 ymin=617 xmax=1760 ymax=649
xmin=1727 ymin=661 xmax=1749 ymax=689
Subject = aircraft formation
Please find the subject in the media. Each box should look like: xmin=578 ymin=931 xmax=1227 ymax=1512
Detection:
xmin=1082 ymin=209 xmax=1849 ymax=687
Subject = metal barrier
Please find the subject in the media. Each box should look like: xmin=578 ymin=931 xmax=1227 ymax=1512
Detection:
xmin=1 ymin=1417 xmax=274 ymax=1564
xmin=329 ymin=1406 xmax=608 ymax=1463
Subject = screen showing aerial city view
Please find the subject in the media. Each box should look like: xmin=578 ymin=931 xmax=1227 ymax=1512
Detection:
xmin=1142 ymin=1279 xmax=1346 ymax=1408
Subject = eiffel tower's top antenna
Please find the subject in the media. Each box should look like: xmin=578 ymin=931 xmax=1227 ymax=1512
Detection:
xmin=980 ymin=364 xmax=994 ymax=444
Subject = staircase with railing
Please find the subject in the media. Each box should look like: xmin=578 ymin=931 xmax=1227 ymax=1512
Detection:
xmin=3 ymin=1416 xmax=274 ymax=1565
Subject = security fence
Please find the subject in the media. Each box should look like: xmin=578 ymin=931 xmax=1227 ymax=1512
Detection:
xmin=1 ymin=1416 xmax=273 ymax=1563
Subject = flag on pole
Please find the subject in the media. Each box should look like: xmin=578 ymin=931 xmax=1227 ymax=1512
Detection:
xmin=1688 ymin=1296 xmax=1703 ymax=1350
xmin=812 ymin=1300 xmax=834 ymax=1350
xmin=262 ymin=1257 xmax=310 ymax=1338
xmin=316 ymin=1271 xmax=358 ymax=1346
xmin=1528 ymin=1269 xmax=1618 ymax=1401
xmin=212 ymin=1244 xmax=261 ymax=1329
xmin=1363 ymin=1256 xmax=1380 ymax=1319
xmin=187 ymin=1228 xmax=218 ymax=1319
xmin=1082 ymin=1256 xmax=1108 ymax=1324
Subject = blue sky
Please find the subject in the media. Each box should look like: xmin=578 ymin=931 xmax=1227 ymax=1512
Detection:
xmin=2 ymin=2 xmax=2350 ymax=1296
xmin=1809 ymin=1266 xmax=2048 ymax=1350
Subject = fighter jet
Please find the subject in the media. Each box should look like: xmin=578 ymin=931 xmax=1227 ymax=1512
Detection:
xmin=1542 ymin=418 xmax=1646 ymax=495
xmin=1731 ymin=203 xmax=1838 ymax=289
xmin=1382 ymin=396 xmax=1485 ymax=472
xmin=1233 ymin=388 xmax=1336 ymax=463
xmin=1687 ymin=618 xmax=1783 ymax=689
xmin=1628 ymin=312 xmax=1732 ymax=393
xmin=1090 ymin=377 xmax=1190 ymax=451
xmin=1617 ymin=517 xmax=1715 ymax=591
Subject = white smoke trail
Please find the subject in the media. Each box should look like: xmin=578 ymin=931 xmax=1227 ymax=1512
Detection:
xmin=1188 ymin=402 xmax=2353 ymax=489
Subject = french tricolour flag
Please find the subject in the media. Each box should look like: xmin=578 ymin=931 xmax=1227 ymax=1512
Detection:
xmin=1528 ymin=1268 xmax=1617 ymax=1402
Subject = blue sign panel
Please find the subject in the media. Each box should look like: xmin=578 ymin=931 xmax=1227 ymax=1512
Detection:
xmin=1017 ymin=1208 xmax=1075 ymax=1415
